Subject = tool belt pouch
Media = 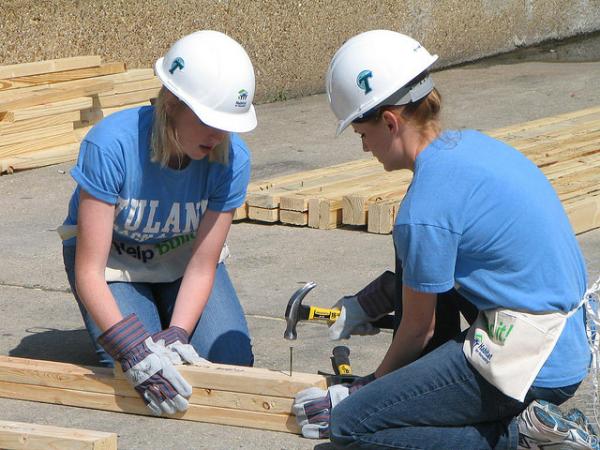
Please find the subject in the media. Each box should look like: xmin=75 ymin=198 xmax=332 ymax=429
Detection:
xmin=105 ymin=237 xmax=230 ymax=283
xmin=58 ymin=224 xmax=230 ymax=283
xmin=463 ymin=308 xmax=568 ymax=402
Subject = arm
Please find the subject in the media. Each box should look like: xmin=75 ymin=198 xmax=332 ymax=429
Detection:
xmin=375 ymin=284 xmax=436 ymax=377
xmin=74 ymin=189 xmax=123 ymax=332
xmin=169 ymin=208 xmax=234 ymax=334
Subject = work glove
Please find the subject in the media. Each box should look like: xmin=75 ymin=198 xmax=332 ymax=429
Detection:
xmin=329 ymin=271 xmax=395 ymax=341
xmin=151 ymin=326 xmax=210 ymax=366
xmin=98 ymin=314 xmax=192 ymax=416
xmin=328 ymin=295 xmax=380 ymax=340
xmin=293 ymin=374 xmax=376 ymax=439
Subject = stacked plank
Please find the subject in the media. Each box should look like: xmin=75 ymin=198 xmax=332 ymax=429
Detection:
xmin=0 ymin=56 xmax=160 ymax=175
xmin=0 ymin=355 xmax=326 ymax=434
xmin=0 ymin=420 xmax=117 ymax=450
xmin=238 ymin=105 xmax=600 ymax=235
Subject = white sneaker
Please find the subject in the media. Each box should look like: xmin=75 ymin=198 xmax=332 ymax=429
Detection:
xmin=518 ymin=400 xmax=599 ymax=449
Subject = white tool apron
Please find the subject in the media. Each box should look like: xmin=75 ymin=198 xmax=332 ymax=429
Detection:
xmin=463 ymin=283 xmax=598 ymax=402
xmin=57 ymin=224 xmax=229 ymax=283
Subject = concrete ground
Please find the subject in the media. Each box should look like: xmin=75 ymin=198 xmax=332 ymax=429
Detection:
xmin=1 ymin=45 xmax=600 ymax=448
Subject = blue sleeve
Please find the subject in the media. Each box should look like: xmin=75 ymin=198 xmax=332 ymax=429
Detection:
xmin=207 ymin=137 xmax=251 ymax=212
xmin=70 ymin=140 xmax=124 ymax=205
xmin=393 ymin=223 xmax=461 ymax=293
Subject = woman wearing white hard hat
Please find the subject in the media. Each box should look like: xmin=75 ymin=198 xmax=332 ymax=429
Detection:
xmin=59 ymin=30 xmax=256 ymax=416
xmin=293 ymin=30 xmax=599 ymax=449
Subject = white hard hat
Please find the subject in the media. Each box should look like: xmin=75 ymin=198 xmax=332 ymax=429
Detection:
xmin=326 ymin=30 xmax=438 ymax=135
xmin=155 ymin=30 xmax=257 ymax=133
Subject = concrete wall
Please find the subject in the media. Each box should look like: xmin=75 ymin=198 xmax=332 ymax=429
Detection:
xmin=1 ymin=0 xmax=599 ymax=103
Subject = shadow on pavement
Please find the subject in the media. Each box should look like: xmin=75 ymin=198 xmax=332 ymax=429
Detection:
xmin=9 ymin=328 xmax=100 ymax=366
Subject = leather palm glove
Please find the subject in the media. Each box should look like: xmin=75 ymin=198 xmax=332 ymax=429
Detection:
xmin=293 ymin=374 xmax=376 ymax=439
xmin=98 ymin=314 xmax=192 ymax=416
xmin=151 ymin=326 xmax=210 ymax=366
xmin=329 ymin=271 xmax=395 ymax=340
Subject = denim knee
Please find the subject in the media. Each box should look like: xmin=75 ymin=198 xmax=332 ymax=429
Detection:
xmin=329 ymin=399 xmax=357 ymax=447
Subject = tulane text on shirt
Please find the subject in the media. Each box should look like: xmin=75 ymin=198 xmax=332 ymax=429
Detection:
xmin=114 ymin=197 xmax=208 ymax=242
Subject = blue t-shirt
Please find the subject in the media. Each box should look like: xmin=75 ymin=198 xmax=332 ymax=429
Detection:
xmin=63 ymin=106 xmax=251 ymax=245
xmin=393 ymin=129 xmax=589 ymax=388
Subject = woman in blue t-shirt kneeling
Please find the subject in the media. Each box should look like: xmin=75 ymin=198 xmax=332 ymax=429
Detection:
xmin=60 ymin=31 xmax=255 ymax=416
xmin=292 ymin=30 xmax=599 ymax=449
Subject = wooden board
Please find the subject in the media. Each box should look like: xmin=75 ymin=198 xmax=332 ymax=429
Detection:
xmin=234 ymin=105 xmax=600 ymax=235
xmin=0 ymin=420 xmax=117 ymax=450
xmin=0 ymin=111 xmax=80 ymax=136
xmin=0 ymin=80 xmax=113 ymax=118
xmin=0 ymin=62 xmax=125 ymax=91
xmin=0 ymin=143 xmax=80 ymax=174
xmin=0 ymin=356 xmax=326 ymax=434
xmin=0 ymin=56 xmax=102 ymax=79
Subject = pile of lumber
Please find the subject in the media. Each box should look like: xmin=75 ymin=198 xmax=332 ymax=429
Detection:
xmin=236 ymin=105 xmax=600 ymax=235
xmin=0 ymin=355 xmax=326 ymax=434
xmin=0 ymin=56 xmax=160 ymax=175
xmin=0 ymin=420 xmax=117 ymax=450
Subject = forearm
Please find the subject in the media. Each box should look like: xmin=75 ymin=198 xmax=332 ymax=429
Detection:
xmin=375 ymin=318 xmax=434 ymax=377
xmin=374 ymin=285 xmax=436 ymax=377
xmin=170 ymin=259 xmax=217 ymax=334
xmin=75 ymin=270 xmax=123 ymax=332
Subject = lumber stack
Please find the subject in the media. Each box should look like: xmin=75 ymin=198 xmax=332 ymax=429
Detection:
xmin=237 ymin=105 xmax=600 ymax=234
xmin=0 ymin=420 xmax=117 ymax=450
xmin=0 ymin=57 xmax=160 ymax=175
xmin=0 ymin=355 xmax=326 ymax=434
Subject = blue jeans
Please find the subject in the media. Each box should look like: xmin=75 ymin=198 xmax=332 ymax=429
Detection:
xmin=63 ymin=245 xmax=253 ymax=368
xmin=329 ymin=331 xmax=579 ymax=450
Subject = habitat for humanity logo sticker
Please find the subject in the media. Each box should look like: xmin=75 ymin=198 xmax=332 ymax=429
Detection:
xmin=235 ymin=89 xmax=249 ymax=107
xmin=169 ymin=57 xmax=185 ymax=74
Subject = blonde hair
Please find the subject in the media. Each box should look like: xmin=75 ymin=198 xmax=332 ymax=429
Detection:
xmin=151 ymin=87 xmax=229 ymax=167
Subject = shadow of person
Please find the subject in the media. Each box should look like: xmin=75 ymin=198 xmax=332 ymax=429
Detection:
xmin=8 ymin=327 xmax=100 ymax=366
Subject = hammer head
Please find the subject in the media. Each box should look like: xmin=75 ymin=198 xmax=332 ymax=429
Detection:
xmin=284 ymin=281 xmax=317 ymax=340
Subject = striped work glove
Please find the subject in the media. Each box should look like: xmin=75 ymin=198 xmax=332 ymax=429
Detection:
xmin=293 ymin=374 xmax=376 ymax=439
xmin=98 ymin=314 xmax=192 ymax=416
xmin=151 ymin=326 xmax=209 ymax=366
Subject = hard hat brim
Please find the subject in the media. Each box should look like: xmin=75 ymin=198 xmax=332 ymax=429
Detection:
xmin=155 ymin=58 xmax=257 ymax=133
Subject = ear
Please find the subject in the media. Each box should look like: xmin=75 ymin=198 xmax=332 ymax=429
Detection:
xmin=381 ymin=110 xmax=403 ymax=135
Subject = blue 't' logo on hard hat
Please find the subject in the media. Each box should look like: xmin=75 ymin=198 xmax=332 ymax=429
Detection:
xmin=169 ymin=57 xmax=185 ymax=74
xmin=357 ymin=70 xmax=373 ymax=94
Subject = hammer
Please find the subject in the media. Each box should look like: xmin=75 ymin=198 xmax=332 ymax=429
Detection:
xmin=284 ymin=281 xmax=395 ymax=340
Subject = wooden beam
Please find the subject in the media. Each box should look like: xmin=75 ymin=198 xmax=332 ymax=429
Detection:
xmin=2 ymin=97 xmax=92 ymax=122
xmin=0 ymin=62 xmax=126 ymax=91
xmin=0 ymin=122 xmax=74 ymax=147
xmin=245 ymin=159 xmax=377 ymax=208
xmin=0 ymin=356 xmax=326 ymax=434
xmin=564 ymin=193 xmax=600 ymax=234
xmin=0 ymin=143 xmax=79 ymax=174
xmin=0 ymin=380 xmax=298 ymax=434
xmin=0 ymin=79 xmax=113 ymax=116
xmin=0 ymin=420 xmax=117 ymax=450
xmin=0 ymin=56 xmax=103 ymax=79
xmin=95 ymin=88 xmax=160 ymax=109
xmin=279 ymin=209 xmax=308 ymax=226
xmin=248 ymin=206 xmax=279 ymax=223
xmin=0 ymin=111 xmax=81 ymax=135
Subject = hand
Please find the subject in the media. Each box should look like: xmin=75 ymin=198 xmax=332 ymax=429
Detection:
xmin=151 ymin=326 xmax=210 ymax=366
xmin=328 ymin=295 xmax=381 ymax=340
xmin=98 ymin=314 xmax=192 ymax=416
xmin=292 ymin=374 xmax=376 ymax=439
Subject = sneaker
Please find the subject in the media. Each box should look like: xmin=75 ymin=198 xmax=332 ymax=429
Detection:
xmin=565 ymin=408 xmax=599 ymax=438
xmin=517 ymin=400 xmax=599 ymax=449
